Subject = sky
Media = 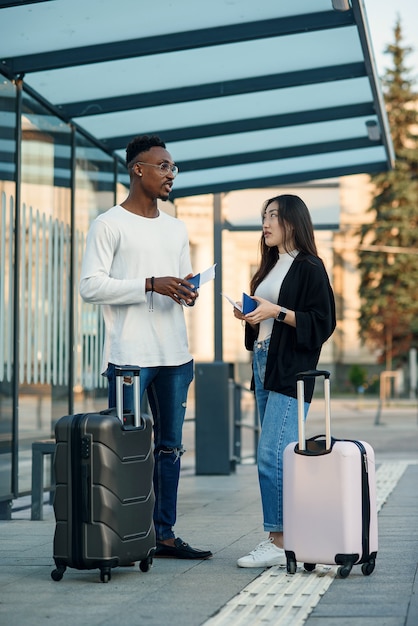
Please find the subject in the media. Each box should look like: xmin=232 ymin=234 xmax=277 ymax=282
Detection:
xmin=363 ymin=0 xmax=418 ymax=78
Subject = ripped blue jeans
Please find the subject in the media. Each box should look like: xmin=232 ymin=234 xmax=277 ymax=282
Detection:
xmin=106 ymin=360 xmax=194 ymax=541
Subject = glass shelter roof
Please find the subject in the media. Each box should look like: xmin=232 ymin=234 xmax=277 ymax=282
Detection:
xmin=0 ymin=0 xmax=394 ymax=198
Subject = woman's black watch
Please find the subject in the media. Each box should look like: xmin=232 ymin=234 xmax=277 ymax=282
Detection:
xmin=275 ymin=306 xmax=287 ymax=322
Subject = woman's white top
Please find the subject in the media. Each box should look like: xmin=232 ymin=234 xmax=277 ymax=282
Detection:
xmin=255 ymin=251 xmax=298 ymax=341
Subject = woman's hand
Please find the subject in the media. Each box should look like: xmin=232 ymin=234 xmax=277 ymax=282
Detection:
xmin=233 ymin=302 xmax=245 ymax=321
xmin=244 ymin=296 xmax=278 ymax=325
xmin=245 ymin=296 xmax=296 ymax=327
xmin=232 ymin=296 xmax=274 ymax=324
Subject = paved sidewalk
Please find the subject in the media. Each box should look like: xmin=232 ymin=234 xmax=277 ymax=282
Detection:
xmin=0 ymin=398 xmax=417 ymax=625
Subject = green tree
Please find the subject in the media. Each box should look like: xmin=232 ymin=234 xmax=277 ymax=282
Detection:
xmin=348 ymin=364 xmax=367 ymax=392
xmin=358 ymin=19 xmax=418 ymax=369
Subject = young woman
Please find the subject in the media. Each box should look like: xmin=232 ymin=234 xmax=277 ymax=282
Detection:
xmin=233 ymin=194 xmax=336 ymax=568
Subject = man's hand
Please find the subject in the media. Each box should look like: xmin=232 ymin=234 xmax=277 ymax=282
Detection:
xmin=153 ymin=275 xmax=198 ymax=306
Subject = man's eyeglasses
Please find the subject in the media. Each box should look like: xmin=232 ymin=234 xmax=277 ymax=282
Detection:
xmin=135 ymin=161 xmax=179 ymax=177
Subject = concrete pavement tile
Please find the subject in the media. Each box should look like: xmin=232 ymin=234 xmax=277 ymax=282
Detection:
xmin=309 ymin=615 xmax=404 ymax=626
xmin=309 ymin=602 xmax=408 ymax=618
xmin=406 ymin=566 xmax=418 ymax=626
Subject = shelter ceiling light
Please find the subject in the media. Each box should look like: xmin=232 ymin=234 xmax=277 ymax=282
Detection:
xmin=366 ymin=120 xmax=381 ymax=141
xmin=331 ymin=0 xmax=351 ymax=10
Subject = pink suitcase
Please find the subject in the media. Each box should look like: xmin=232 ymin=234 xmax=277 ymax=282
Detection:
xmin=283 ymin=370 xmax=378 ymax=578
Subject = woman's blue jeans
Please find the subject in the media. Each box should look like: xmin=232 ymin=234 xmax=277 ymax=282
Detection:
xmin=106 ymin=360 xmax=194 ymax=541
xmin=253 ymin=339 xmax=309 ymax=532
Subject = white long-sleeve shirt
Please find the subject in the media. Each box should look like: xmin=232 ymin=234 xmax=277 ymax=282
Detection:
xmin=79 ymin=204 xmax=193 ymax=370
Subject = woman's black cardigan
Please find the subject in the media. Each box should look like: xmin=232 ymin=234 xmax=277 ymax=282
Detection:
xmin=245 ymin=253 xmax=336 ymax=403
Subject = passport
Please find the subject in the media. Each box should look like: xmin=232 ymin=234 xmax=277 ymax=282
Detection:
xmin=221 ymin=292 xmax=257 ymax=314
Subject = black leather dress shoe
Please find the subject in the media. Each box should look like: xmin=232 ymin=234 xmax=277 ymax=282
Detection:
xmin=155 ymin=537 xmax=212 ymax=560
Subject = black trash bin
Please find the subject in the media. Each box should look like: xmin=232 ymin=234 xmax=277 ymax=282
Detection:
xmin=194 ymin=361 xmax=236 ymax=475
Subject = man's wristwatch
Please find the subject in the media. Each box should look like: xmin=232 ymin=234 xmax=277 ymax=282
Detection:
xmin=275 ymin=306 xmax=288 ymax=322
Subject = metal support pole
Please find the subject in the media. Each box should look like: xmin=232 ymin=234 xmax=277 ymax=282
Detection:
xmin=213 ymin=193 xmax=223 ymax=362
xmin=68 ymin=127 xmax=76 ymax=417
xmin=11 ymin=78 xmax=23 ymax=499
xmin=409 ymin=348 xmax=417 ymax=400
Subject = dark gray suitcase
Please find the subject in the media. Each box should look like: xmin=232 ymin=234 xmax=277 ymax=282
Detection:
xmin=51 ymin=366 xmax=155 ymax=583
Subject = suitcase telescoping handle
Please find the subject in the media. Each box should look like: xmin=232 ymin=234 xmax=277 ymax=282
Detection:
xmin=115 ymin=365 xmax=141 ymax=428
xmin=296 ymin=369 xmax=331 ymax=452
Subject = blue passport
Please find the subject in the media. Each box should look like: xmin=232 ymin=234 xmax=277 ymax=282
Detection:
xmin=242 ymin=293 xmax=257 ymax=314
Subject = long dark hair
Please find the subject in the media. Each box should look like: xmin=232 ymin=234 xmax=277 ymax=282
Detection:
xmin=250 ymin=194 xmax=318 ymax=295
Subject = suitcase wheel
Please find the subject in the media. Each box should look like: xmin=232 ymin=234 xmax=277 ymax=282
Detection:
xmin=139 ymin=556 xmax=153 ymax=573
xmin=361 ymin=559 xmax=375 ymax=576
xmin=303 ymin=563 xmax=316 ymax=572
xmin=51 ymin=566 xmax=65 ymax=582
xmin=100 ymin=567 xmax=112 ymax=583
xmin=337 ymin=564 xmax=352 ymax=579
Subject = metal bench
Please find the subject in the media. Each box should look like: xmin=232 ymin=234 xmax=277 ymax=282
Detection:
xmin=31 ymin=439 xmax=56 ymax=520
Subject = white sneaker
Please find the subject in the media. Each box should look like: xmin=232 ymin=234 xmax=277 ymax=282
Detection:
xmin=237 ymin=538 xmax=286 ymax=568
